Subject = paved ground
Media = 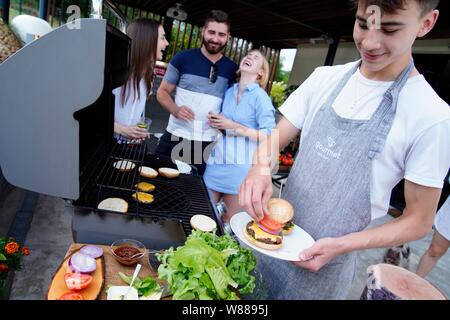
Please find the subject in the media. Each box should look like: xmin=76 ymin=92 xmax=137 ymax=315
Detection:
xmin=2 ymin=99 xmax=449 ymax=299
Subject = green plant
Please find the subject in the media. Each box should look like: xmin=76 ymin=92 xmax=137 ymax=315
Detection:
xmin=270 ymin=81 xmax=288 ymax=108
xmin=0 ymin=237 xmax=30 ymax=299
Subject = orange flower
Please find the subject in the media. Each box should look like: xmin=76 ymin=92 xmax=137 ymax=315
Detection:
xmin=0 ymin=263 xmax=8 ymax=273
xmin=22 ymin=247 xmax=30 ymax=255
xmin=5 ymin=242 xmax=19 ymax=254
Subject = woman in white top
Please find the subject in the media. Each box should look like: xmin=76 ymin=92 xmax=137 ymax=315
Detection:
xmin=113 ymin=18 xmax=169 ymax=141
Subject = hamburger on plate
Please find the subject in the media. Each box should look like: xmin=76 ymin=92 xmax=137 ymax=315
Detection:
xmin=243 ymin=198 xmax=294 ymax=250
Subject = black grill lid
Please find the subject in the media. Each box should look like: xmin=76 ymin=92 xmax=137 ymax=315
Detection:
xmin=0 ymin=19 xmax=129 ymax=200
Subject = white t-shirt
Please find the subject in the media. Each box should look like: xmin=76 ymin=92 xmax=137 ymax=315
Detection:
xmin=279 ymin=61 xmax=450 ymax=221
xmin=113 ymin=79 xmax=148 ymax=128
xmin=435 ymin=194 xmax=450 ymax=241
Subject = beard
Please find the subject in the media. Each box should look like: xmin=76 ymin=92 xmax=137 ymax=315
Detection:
xmin=202 ymin=38 xmax=227 ymax=54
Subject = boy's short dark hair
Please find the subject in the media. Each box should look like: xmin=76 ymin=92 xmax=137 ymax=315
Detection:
xmin=204 ymin=10 xmax=231 ymax=30
xmin=353 ymin=0 xmax=440 ymax=16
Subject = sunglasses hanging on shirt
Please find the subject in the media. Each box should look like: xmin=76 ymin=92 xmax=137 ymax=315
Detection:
xmin=209 ymin=64 xmax=218 ymax=84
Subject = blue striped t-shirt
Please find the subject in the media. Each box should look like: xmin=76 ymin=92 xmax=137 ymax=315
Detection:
xmin=163 ymin=48 xmax=238 ymax=141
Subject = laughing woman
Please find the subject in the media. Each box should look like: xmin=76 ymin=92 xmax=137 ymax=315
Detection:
xmin=113 ymin=18 xmax=169 ymax=142
xmin=204 ymin=50 xmax=276 ymax=223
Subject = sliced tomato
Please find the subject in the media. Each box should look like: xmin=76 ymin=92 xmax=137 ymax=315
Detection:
xmin=57 ymin=292 xmax=84 ymax=300
xmin=259 ymin=216 xmax=282 ymax=231
xmin=64 ymin=273 xmax=93 ymax=291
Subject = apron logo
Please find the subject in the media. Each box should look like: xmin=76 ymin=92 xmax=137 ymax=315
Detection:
xmin=315 ymin=139 xmax=341 ymax=160
xmin=327 ymin=137 xmax=336 ymax=148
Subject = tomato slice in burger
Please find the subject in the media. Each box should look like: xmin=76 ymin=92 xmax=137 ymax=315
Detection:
xmin=259 ymin=216 xmax=282 ymax=232
xmin=64 ymin=273 xmax=93 ymax=291
xmin=57 ymin=292 xmax=84 ymax=300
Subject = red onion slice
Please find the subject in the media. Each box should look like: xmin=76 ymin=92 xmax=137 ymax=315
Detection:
xmin=68 ymin=260 xmax=76 ymax=273
xmin=69 ymin=252 xmax=97 ymax=274
xmin=80 ymin=245 xmax=103 ymax=259
xmin=257 ymin=223 xmax=281 ymax=236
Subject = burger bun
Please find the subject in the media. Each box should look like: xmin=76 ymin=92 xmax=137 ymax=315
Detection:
xmin=266 ymin=198 xmax=294 ymax=224
xmin=159 ymin=167 xmax=180 ymax=178
xmin=243 ymin=228 xmax=283 ymax=250
xmin=97 ymin=198 xmax=128 ymax=213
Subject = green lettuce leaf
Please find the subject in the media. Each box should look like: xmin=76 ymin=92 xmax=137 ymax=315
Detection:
xmin=157 ymin=230 xmax=257 ymax=300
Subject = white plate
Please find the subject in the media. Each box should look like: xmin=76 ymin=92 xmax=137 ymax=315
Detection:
xmin=175 ymin=160 xmax=192 ymax=174
xmin=230 ymin=211 xmax=315 ymax=261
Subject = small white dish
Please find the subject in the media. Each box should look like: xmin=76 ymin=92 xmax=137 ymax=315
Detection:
xmin=107 ymin=286 xmax=139 ymax=300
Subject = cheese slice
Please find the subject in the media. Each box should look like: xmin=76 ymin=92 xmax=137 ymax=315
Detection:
xmin=132 ymin=192 xmax=154 ymax=204
xmin=248 ymin=221 xmax=282 ymax=242
xmin=135 ymin=182 xmax=156 ymax=192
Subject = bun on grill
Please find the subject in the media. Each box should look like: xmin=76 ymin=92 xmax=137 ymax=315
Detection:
xmin=158 ymin=167 xmax=180 ymax=178
xmin=97 ymin=198 xmax=128 ymax=213
xmin=139 ymin=166 xmax=158 ymax=178
xmin=113 ymin=160 xmax=136 ymax=172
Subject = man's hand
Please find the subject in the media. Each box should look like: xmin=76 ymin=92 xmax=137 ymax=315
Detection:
xmin=174 ymin=106 xmax=195 ymax=121
xmin=238 ymin=164 xmax=273 ymax=221
xmin=292 ymin=237 xmax=345 ymax=272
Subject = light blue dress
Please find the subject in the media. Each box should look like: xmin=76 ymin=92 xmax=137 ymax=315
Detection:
xmin=203 ymin=83 xmax=276 ymax=194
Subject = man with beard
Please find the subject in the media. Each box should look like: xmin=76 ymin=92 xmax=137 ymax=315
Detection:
xmin=156 ymin=10 xmax=238 ymax=175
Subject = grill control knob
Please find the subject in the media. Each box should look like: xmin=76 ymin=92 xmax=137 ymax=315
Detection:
xmin=216 ymin=201 xmax=228 ymax=217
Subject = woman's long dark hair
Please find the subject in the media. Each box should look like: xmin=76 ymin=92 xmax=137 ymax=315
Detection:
xmin=120 ymin=18 xmax=159 ymax=106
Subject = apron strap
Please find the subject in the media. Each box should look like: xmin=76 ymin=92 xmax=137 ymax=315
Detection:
xmin=368 ymin=59 xmax=415 ymax=159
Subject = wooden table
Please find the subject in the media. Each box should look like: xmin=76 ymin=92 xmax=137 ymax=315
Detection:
xmin=65 ymin=243 xmax=160 ymax=300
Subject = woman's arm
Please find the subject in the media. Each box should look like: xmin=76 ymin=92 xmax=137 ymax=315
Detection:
xmin=208 ymin=113 xmax=263 ymax=141
xmin=114 ymin=122 xmax=149 ymax=140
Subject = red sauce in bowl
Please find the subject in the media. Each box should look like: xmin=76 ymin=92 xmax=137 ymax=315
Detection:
xmin=114 ymin=246 xmax=141 ymax=259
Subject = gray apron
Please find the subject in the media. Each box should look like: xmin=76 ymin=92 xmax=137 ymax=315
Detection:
xmin=256 ymin=60 xmax=414 ymax=300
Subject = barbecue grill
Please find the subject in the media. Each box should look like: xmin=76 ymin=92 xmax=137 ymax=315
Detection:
xmin=0 ymin=2 xmax=224 ymax=249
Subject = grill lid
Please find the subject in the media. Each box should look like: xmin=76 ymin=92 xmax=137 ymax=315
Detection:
xmin=0 ymin=19 xmax=128 ymax=200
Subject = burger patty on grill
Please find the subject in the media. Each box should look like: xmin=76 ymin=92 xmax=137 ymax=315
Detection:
xmin=246 ymin=221 xmax=282 ymax=244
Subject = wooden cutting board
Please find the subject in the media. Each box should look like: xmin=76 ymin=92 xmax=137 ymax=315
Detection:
xmin=46 ymin=245 xmax=105 ymax=300
xmin=47 ymin=244 xmax=159 ymax=300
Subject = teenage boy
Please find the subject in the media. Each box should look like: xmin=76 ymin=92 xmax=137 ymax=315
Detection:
xmin=239 ymin=0 xmax=450 ymax=299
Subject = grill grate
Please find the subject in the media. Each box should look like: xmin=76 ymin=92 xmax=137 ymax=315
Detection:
xmin=96 ymin=141 xmax=146 ymax=192
xmin=97 ymin=179 xmax=191 ymax=214
xmin=93 ymin=173 xmax=218 ymax=234
xmin=86 ymin=148 xmax=220 ymax=235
